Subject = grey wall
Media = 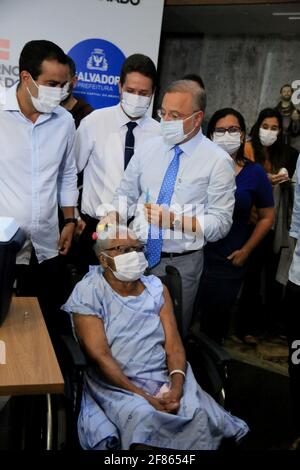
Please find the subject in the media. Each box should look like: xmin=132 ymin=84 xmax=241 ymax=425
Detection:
xmin=157 ymin=34 xmax=300 ymax=133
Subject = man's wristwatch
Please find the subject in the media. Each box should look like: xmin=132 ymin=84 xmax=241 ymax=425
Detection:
xmin=64 ymin=217 xmax=77 ymax=226
xmin=172 ymin=214 xmax=182 ymax=230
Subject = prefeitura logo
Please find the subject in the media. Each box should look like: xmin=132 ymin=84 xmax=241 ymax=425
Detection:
xmin=68 ymin=38 xmax=126 ymax=109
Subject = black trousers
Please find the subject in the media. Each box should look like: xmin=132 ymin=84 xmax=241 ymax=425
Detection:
xmin=76 ymin=213 xmax=99 ymax=274
xmin=194 ymin=248 xmax=245 ymax=344
xmin=15 ymin=249 xmax=70 ymax=338
xmin=57 ymin=207 xmax=93 ymax=279
xmin=235 ymin=231 xmax=284 ymax=337
xmin=286 ymin=280 xmax=300 ymax=436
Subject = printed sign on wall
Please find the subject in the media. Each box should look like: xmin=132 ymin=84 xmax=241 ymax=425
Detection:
xmin=0 ymin=0 xmax=164 ymax=109
xmin=68 ymin=38 xmax=126 ymax=109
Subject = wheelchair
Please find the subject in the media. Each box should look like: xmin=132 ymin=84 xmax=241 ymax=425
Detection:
xmin=57 ymin=265 xmax=232 ymax=449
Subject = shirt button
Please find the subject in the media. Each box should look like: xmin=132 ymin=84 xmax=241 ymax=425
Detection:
xmin=178 ymin=178 xmax=182 ymax=183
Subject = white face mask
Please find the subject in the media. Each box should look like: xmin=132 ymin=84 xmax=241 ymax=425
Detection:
xmin=160 ymin=113 xmax=197 ymax=145
xmin=121 ymin=91 xmax=151 ymax=118
xmin=27 ymin=76 xmax=66 ymax=113
xmin=213 ymin=132 xmax=241 ymax=155
xmin=103 ymin=250 xmax=148 ymax=282
xmin=259 ymin=128 xmax=278 ymax=147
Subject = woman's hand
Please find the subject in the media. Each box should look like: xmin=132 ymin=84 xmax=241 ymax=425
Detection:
xmin=227 ymin=248 xmax=249 ymax=267
xmin=160 ymin=387 xmax=182 ymax=414
xmin=267 ymin=172 xmax=289 ymax=185
xmin=146 ymin=395 xmax=171 ymax=412
xmin=146 ymin=392 xmax=181 ymax=414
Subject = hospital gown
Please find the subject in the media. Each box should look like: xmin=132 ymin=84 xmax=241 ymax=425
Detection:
xmin=62 ymin=267 xmax=249 ymax=450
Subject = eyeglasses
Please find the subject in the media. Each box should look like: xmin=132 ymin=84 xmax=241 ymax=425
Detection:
xmin=105 ymin=245 xmax=145 ymax=255
xmin=157 ymin=109 xmax=200 ymax=121
xmin=214 ymin=126 xmax=241 ymax=137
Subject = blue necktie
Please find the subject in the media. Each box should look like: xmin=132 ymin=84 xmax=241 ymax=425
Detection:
xmin=146 ymin=145 xmax=183 ymax=268
xmin=124 ymin=121 xmax=138 ymax=169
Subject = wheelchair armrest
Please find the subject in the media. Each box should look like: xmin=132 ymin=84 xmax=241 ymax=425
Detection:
xmin=186 ymin=332 xmax=231 ymax=405
xmin=165 ymin=264 xmax=181 ymax=277
xmin=187 ymin=331 xmax=231 ymax=366
xmin=164 ymin=265 xmax=183 ymax=336
xmin=60 ymin=334 xmax=88 ymax=369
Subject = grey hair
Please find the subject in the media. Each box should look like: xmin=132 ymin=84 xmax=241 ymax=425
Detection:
xmin=93 ymin=224 xmax=138 ymax=257
xmin=164 ymin=79 xmax=206 ymax=112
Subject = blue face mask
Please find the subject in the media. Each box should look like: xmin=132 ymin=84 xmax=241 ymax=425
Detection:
xmin=160 ymin=113 xmax=197 ymax=145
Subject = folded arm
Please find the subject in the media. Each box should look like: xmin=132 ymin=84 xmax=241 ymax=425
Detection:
xmin=73 ymin=313 xmax=172 ymax=412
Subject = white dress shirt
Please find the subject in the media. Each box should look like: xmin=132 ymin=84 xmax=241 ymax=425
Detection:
xmin=76 ymin=103 xmax=160 ymax=218
xmin=289 ymin=156 xmax=300 ymax=286
xmin=0 ymin=84 xmax=78 ymax=264
xmin=111 ymin=130 xmax=236 ymax=253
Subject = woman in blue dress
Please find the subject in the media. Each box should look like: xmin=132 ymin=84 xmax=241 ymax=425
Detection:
xmin=62 ymin=225 xmax=248 ymax=450
xmin=194 ymin=108 xmax=275 ymax=345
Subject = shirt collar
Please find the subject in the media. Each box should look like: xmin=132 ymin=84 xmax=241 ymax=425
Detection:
xmin=3 ymin=82 xmax=20 ymax=111
xmin=116 ymin=102 xmax=146 ymax=129
xmin=3 ymin=81 xmax=61 ymax=115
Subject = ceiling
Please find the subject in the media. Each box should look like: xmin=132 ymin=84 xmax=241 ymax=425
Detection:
xmin=162 ymin=2 xmax=300 ymax=35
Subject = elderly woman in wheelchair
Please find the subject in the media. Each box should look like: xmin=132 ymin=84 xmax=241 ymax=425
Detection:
xmin=62 ymin=225 xmax=248 ymax=450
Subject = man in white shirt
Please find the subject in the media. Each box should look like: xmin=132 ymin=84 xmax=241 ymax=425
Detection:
xmin=75 ymin=54 xmax=160 ymax=271
xmin=0 ymin=40 xmax=78 ymax=333
xmin=104 ymin=80 xmax=236 ymax=337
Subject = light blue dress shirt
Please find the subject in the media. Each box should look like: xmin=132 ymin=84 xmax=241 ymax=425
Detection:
xmin=0 ymin=83 xmax=78 ymax=263
xmin=111 ymin=131 xmax=236 ymax=253
xmin=289 ymin=157 xmax=300 ymax=286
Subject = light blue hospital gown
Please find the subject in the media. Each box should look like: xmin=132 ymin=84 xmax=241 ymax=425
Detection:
xmin=62 ymin=267 xmax=248 ymax=450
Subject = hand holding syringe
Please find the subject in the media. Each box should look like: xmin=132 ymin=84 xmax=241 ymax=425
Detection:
xmin=144 ymin=188 xmax=178 ymax=229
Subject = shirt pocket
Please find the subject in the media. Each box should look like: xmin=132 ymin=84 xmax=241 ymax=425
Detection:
xmin=174 ymin=177 xmax=209 ymax=205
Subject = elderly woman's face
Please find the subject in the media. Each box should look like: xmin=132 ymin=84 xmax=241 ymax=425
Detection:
xmin=99 ymin=234 xmax=142 ymax=271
